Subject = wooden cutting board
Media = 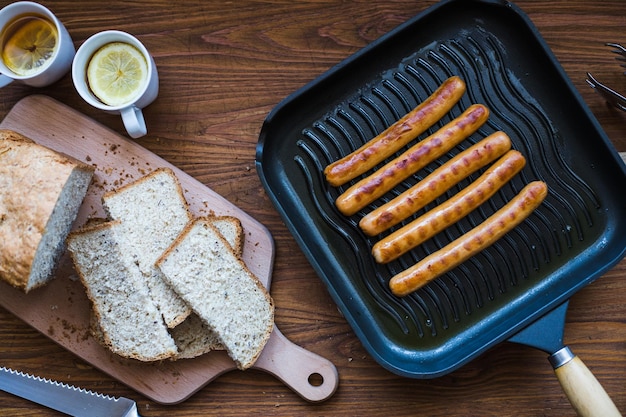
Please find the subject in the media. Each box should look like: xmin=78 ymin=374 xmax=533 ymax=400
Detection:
xmin=0 ymin=95 xmax=338 ymax=404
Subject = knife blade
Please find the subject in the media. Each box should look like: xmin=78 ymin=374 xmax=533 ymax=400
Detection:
xmin=0 ymin=366 xmax=140 ymax=417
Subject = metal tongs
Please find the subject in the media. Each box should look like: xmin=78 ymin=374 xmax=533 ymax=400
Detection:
xmin=586 ymin=43 xmax=626 ymax=111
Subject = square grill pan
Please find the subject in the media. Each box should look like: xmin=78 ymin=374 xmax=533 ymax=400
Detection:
xmin=255 ymin=0 xmax=626 ymax=377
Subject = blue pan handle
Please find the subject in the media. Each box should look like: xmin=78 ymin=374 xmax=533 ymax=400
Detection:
xmin=509 ymin=302 xmax=621 ymax=416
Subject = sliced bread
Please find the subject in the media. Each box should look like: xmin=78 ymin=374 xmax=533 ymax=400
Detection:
xmin=208 ymin=216 xmax=244 ymax=258
xmin=169 ymin=313 xmax=224 ymax=359
xmin=86 ymin=216 xmax=244 ymax=360
xmin=170 ymin=215 xmax=244 ymax=359
xmin=156 ymin=218 xmax=274 ymax=370
xmin=102 ymin=167 xmax=192 ymax=328
xmin=66 ymin=220 xmax=178 ymax=361
xmin=0 ymin=130 xmax=94 ymax=292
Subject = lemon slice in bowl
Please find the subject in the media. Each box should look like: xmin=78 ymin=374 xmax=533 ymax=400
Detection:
xmin=87 ymin=42 xmax=148 ymax=106
xmin=2 ymin=17 xmax=58 ymax=76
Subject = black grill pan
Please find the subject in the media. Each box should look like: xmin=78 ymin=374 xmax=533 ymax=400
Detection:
xmin=256 ymin=0 xmax=626 ymax=385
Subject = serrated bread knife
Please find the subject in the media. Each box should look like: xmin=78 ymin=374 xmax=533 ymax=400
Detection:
xmin=0 ymin=366 xmax=141 ymax=416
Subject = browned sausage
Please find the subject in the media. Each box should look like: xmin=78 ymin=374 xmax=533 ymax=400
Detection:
xmin=335 ymin=103 xmax=489 ymax=216
xmin=372 ymin=150 xmax=526 ymax=263
xmin=389 ymin=181 xmax=548 ymax=297
xmin=359 ymin=131 xmax=512 ymax=236
xmin=324 ymin=76 xmax=467 ymax=187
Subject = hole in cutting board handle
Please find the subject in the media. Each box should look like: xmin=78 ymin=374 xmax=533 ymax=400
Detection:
xmin=308 ymin=372 xmax=324 ymax=387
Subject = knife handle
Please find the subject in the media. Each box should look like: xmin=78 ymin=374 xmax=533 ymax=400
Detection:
xmin=550 ymin=347 xmax=621 ymax=417
xmin=252 ymin=326 xmax=339 ymax=402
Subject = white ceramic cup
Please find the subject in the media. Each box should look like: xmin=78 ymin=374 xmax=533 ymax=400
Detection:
xmin=0 ymin=1 xmax=75 ymax=88
xmin=72 ymin=30 xmax=158 ymax=139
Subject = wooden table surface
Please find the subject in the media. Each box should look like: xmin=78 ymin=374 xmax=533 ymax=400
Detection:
xmin=1 ymin=1 xmax=625 ymax=416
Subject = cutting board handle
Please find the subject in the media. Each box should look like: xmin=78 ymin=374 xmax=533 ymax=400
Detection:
xmin=252 ymin=326 xmax=339 ymax=402
xmin=551 ymin=347 xmax=622 ymax=417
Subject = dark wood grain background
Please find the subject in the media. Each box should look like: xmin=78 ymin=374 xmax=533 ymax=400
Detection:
xmin=0 ymin=1 xmax=625 ymax=416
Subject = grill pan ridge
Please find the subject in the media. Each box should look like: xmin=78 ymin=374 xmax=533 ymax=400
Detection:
xmin=256 ymin=0 xmax=626 ymax=377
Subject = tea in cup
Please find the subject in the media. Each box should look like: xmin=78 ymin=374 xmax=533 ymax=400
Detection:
xmin=72 ymin=30 xmax=158 ymax=138
xmin=0 ymin=1 xmax=75 ymax=87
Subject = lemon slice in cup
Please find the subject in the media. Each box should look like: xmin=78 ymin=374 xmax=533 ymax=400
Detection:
xmin=87 ymin=42 xmax=148 ymax=107
xmin=2 ymin=17 xmax=58 ymax=76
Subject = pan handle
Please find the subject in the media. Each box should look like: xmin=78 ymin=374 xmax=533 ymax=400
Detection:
xmin=549 ymin=347 xmax=621 ymax=417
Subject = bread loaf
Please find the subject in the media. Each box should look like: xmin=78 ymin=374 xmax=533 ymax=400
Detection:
xmin=102 ymin=167 xmax=192 ymax=328
xmin=157 ymin=218 xmax=274 ymax=370
xmin=66 ymin=220 xmax=178 ymax=361
xmin=0 ymin=130 xmax=94 ymax=292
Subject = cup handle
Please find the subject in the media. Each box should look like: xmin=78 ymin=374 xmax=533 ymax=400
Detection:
xmin=0 ymin=74 xmax=14 ymax=88
xmin=120 ymin=105 xmax=147 ymax=138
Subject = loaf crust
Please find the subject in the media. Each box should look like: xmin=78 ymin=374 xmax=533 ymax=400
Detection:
xmin=0 ymin=130 xmax=94 ymax=292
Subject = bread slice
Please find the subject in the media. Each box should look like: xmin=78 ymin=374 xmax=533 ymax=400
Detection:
xmin=169 ymin=313 xmax=224 ymax=359
xmin=87 ymin=216 xmax=244 ymax=360
xmin=66 ymin=221 xmax=177 ymax=361
xmin=208 ymin=216 xmax=244 ymax=258
xmin=102 ymin=167 xmax=192 ymax=328
xmin=170 ymin=216 xmax=244 ymax=359
xmin=156 ymin=218 xmax=274 ymax=369
xmin=0 ymin=130 xmax=94 ymax=292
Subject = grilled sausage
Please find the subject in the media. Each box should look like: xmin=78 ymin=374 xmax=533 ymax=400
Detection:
xmin=335 ymin=103 xmax=489 ymax=216
xmin=324 ymin=76 xmax=467 ymax=187
xmin=372 ymin=149 xmax=526 ymax=263
xmin=359 ymin=131 xmax=512 ymax=236
xmin=388 ymin=181 xmax=548 ymax=297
